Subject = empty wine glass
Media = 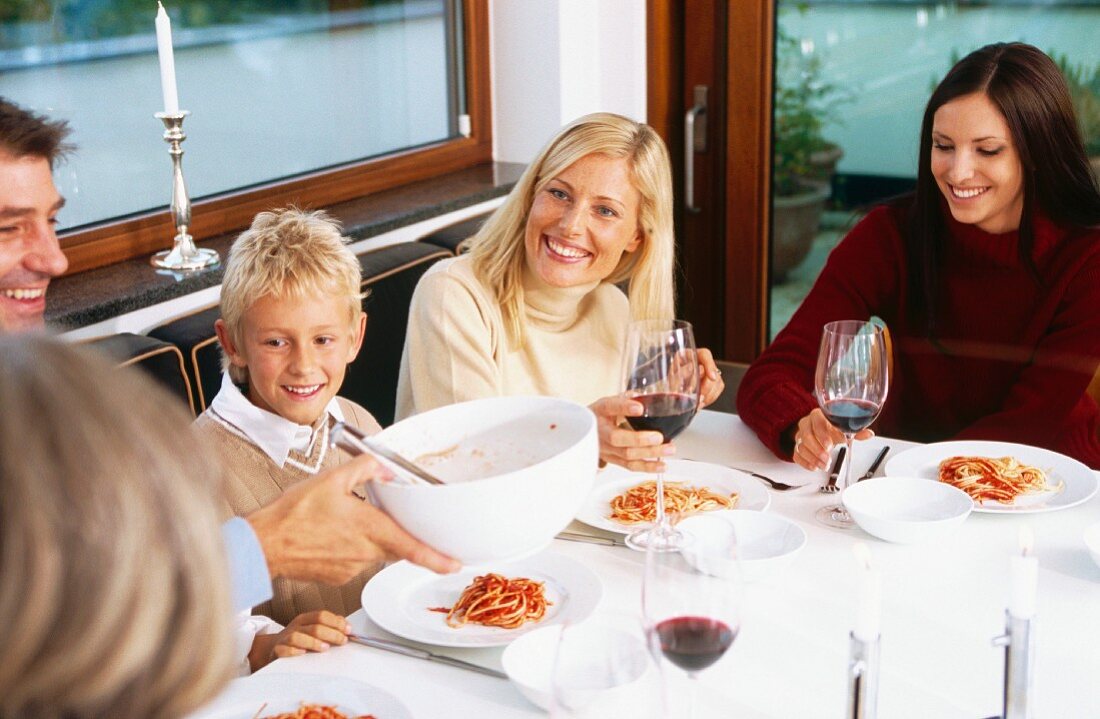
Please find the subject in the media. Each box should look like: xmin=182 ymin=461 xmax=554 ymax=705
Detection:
xmin=550 ymin=620 xmax=659 ymax=718
xmin=642 ymin=530 xmax=742 ymax=719
xmin=814 ymin=319 xmax=890 ymax=528
xmin=622 ymin=319 xmax=701 ymax=552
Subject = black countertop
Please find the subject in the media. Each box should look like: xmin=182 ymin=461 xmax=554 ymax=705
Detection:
xmin=47 ymin=161 xmax=524 ymax=330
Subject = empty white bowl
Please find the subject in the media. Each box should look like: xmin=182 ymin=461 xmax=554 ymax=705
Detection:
xmin=1084 ymin=523 xmax=1100 ymax=572
xmin=842 ymin=477 xmax=973 ymax=544
xmin=370 ymin=396 xmax=598 ymax=564
xmin=678 ymin=510 xmax=807 ymax=581
xmin=501 ymin=624 xmax=649 ymax=712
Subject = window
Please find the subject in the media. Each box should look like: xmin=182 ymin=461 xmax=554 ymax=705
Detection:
xmin=0 ymin=0 xmax=490 ymax=273
xmin=769 ymin=1 xmax=1100 ymax=338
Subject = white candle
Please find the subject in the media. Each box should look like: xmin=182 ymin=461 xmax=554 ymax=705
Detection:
xmin=155 ymin=2 xmax=180 ymax=113
xmin=1009 ymin=526 xmax=1038 ymax=619
xmin=853 ymin=543 xmax=881 ymax=642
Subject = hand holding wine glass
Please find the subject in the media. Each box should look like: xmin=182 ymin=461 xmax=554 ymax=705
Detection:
xmin=621 ymin=319 xmax=701 ymax=552
xmin=791 ymin=407 xmax=874 ymax=472
xmin=813 ymin=319 xmax=890 ymax=528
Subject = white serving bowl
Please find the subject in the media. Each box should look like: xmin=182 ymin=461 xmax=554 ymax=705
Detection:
xmin=1084 ymin=523 xmax=1100 ymax=573
xmin=679 ymin=510 xmax=807 ymax=581
xmin=370 ymin=396 xmax=598 ymax=564
xmin=501 ymin=624 xmax=649 ymax=712
xmin=842 ymin=477 xmax=973 ymax=544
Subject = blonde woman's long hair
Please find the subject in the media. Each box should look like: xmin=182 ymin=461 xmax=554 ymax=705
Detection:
xmin=0 ymin=335 xmax=234 ymax=719
xmin=465 ymin=112 xmax=676 ymax=348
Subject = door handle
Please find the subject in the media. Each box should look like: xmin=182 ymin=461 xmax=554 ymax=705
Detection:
xmin=684 ymin=85 xmax=708 ymax=213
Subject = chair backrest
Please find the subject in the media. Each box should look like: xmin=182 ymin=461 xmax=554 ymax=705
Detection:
xmin=417 ymin=212 xmax=490 ymax=255
xmin=148 ymin=305 xmax=223 ymax=413
xmin=343 ymin=242 xmax=452 ymax=426
xmin=83 ymin=332 xmax=196 ymax=416
xmin=149 ymin=241 xmax=450 ymax=424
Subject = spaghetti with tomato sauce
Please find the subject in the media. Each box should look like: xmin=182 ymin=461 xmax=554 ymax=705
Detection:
xmin=937 ymin=455 xmax=1060 ymax=504
xmin=430 ymin=573 xmax=551 ymax=629
xmin=609 ymin=480 xmax=738 ymax=525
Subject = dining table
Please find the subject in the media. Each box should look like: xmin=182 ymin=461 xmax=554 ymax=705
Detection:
xmin=248 ymin=410 xmax=1100 ymax=718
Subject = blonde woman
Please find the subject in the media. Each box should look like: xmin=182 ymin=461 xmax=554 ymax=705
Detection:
xmin=0 ymin=335 xmax=233 ymax=718
xmin=397 ymin=113 xmax=723 ymax=470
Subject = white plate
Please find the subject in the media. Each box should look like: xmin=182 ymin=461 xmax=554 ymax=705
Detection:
xmin=361 ymin=550 xmax=602 ymax=648
xmin=188 ymin=672 xmax=411 ymax=719
xmin=885 ymin=440 xmax=1098 ymax=514
xmin=574 ymin=459 xmax=771 ymax=535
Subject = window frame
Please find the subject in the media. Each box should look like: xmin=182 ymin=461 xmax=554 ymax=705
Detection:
xmin=58 ymin=0 xmax=491 ymax=275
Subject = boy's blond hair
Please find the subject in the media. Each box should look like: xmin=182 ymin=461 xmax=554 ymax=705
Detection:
xmin=219 ymin=207 xmax=364 ymax=382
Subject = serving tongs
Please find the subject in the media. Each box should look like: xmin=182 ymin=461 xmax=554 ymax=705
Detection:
xmin=330 ymin=421 xmax=446 ymax=486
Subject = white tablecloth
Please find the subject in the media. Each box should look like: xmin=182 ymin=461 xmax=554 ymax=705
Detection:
xmin=255 ymin=411 xmax=1100 ymax=718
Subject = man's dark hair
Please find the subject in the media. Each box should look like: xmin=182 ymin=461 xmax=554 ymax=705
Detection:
xmin=0 ymin=97 xmax=75 ymax=168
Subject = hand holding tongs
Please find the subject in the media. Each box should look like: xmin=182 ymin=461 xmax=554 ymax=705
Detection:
xmin=330 ymin=421 xmax=446 ymax=486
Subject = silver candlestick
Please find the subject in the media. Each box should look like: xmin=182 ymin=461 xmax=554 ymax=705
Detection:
xmin=992 ymin=611 xmax=1035 ymax=719
xmin=846 ymin=631 xmax=880 ymax=719
xmin=150 ymin=111 xmax=219 ymax=271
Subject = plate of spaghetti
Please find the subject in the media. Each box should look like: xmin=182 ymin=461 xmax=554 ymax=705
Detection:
xmin=361 ymin=550 xmax=601 ymax=647
xmin=575 ymin=459 xmax=770 ymax=534
xmin=186 ymin=674 xmax=410 ymax=719
xmin=885 ymin=441 xmax=1097 ymax=513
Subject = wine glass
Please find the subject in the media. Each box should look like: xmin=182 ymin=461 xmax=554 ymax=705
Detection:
xmin=642 ymin=529 xmax=742 ymax=719
xmin=549 ymin=620 xmax=659 ymax=718
xmin=622 ymin=319 xmax=701 ymax=552
xmin=813 ymin=319 xmax=890 ymax=528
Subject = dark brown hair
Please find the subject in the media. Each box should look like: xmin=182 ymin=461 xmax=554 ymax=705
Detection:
xmin=907 ymin=42 xmax=1100 ymax=333
xmin=0 ymin=96 xmax=74 ymax=167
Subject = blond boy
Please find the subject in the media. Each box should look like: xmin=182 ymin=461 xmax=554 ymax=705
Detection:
xmin=194 ymin=208 xmax=381 ymax=670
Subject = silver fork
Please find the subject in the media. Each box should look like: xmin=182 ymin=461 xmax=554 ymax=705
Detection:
xmin=820 ymin=446 xmax=847 ymax=494
xmin=733 ymin=468 xmax=798 ymax=492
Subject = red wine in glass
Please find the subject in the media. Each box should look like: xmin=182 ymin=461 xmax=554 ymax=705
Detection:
xmin=814 ymin=320 xmax=890 ymax=529
xmin=655 ymin=616 xmax=737 ymax=673
xmin=821 ymin=398 xmax=880 ymax=434
xmin=626 ymin=392 xmax=698 ymax=442
xmin=622 ymin=319 xmax=700 ymax=552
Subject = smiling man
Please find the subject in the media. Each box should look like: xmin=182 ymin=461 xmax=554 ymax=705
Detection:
xmin=0 ymin=98 xmax=72 ymax=333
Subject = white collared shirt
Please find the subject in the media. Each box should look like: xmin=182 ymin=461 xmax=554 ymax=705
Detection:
xmin=207 ymin=372 xmax=344 ymax=468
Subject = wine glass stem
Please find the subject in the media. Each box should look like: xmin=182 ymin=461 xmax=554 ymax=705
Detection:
xmin=654 ymin=470 xmax=668 ymax=533
xmin=687 ymin=674 xmax=699 ymax=719
xmin=841 ymin=434 xmax=855 ymax=491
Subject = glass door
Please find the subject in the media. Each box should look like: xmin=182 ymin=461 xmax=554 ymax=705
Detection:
xmin=769 ymin=1 xmax=1100 ymax=339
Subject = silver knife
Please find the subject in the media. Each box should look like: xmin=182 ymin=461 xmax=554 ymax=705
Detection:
xmin=858 ymin=446 xmax=890 ymax=481
xmin=556 ymin=531 xmax=626 ymax=547
xmin=349 ymin=633 xmax=507 ymax=679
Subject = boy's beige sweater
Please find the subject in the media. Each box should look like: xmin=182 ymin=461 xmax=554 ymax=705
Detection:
xmin=194 ymin=396 xmax=382 ymax=625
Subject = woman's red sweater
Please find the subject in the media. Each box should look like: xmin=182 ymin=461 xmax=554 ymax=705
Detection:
xmin=736 ymin=203 xmax=1100 ymax=469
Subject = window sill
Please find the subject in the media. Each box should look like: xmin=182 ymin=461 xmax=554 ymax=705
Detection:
xmin=47 ymin=161 xmax=522 ymax=331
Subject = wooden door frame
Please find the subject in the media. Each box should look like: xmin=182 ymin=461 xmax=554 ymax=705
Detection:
xmin=647 ymin=0 xmax=773 ymax=363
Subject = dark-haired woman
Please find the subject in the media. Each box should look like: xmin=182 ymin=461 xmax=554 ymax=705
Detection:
xmin=737 ymin=42 xmax=1100 ymax=470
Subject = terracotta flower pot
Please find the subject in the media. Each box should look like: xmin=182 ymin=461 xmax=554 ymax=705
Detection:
xmin=772 ymin=185 xmax=829 ymax=282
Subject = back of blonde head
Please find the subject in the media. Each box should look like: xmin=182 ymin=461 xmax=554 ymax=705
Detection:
xmin=0 ymin=335 xmax=233 ymax=719
xmin=466 ymin=112 xmax=675 ymax=347
xmin=219 ymin=207 xmax=364 ymax=381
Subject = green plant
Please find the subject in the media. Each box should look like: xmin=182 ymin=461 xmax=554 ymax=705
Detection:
xmin=773 ymin=15 xmax=852 ymax=197
xmin=1051 ymin=53 xmax=1100 ymax=157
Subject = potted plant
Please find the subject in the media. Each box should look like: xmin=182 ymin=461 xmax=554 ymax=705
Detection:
xmin=772 ymin=17 xmax=850 ymax=282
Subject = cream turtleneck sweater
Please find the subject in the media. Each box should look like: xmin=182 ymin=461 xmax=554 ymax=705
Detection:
xmin=395 ymin=255 xmax=629 ymax=419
